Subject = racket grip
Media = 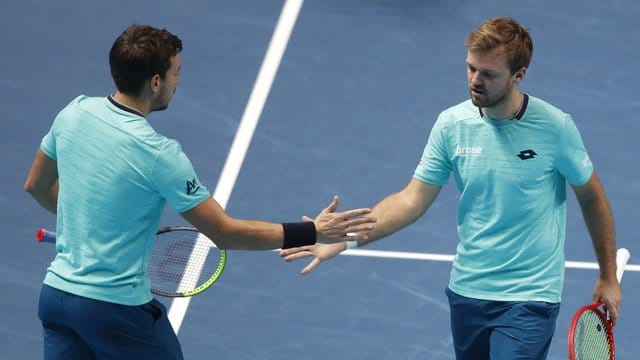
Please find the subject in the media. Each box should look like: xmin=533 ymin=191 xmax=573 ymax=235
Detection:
xmin=616 ymin=248 xmax=631 ymax=283
xmin=36 ymin=228 xmax=56 ymax=243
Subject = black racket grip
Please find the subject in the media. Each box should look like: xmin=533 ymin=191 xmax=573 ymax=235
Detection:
xmin=36 ymin=228 xmax=56 ymax=243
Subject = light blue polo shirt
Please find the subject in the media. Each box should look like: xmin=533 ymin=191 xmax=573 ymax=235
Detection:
xmin=414 ymin=94 xmax=593 ymax=303
xmin=40 ymin=95 xmax=210 ymax=305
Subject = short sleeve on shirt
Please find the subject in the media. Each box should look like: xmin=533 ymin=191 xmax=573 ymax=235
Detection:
xmin=151 ymin=140 xmax=210 ymax=213
xmin=413 ymin=115 xmax=451 ymax=186
xmin=40 ymin=114 xmax=61 ymax=160
xmin=556 ymin=115 xmax=593 ymax=186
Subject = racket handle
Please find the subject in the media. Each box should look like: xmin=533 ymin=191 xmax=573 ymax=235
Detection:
xmin=36 ymin=228 xmax=56 ymax=243
xmin=616 ymin=248 xmax=630 ymax=283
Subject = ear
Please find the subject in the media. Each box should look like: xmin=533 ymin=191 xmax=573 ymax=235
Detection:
xmin=513 ymin=68 xmax=527 ymax=83
xmin=150 ymin=74 xmax=161 ymax=93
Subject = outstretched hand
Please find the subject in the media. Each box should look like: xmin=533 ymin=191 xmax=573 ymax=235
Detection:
xmin=280 ymin=195 xmax=374 ymax=275
xmin=312 ymin=195 xmax=376 ymax=244
xmin=280 ymin=242 xmax=346 ymax=275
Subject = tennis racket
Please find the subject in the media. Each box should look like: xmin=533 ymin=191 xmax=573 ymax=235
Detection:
xmin=36 ymin=226 xmax=227 ymax=297
xmin=567 ymin=248 xmax=631 ymax=360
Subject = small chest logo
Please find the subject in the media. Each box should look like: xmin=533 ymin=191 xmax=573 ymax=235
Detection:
xmin=517 ymin=149 xmax=537 ymax=160
xmin=186 ymin=178 xmax=201 ymax=195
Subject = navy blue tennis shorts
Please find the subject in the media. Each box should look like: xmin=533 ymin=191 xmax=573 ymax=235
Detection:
xmin=445 ymin=287 xmax=560 ymax=360
xmin=38 ymin=284 xmax=183 ymax=359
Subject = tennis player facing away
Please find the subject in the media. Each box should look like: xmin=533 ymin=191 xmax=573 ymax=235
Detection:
xmin=24 ymin=24 xmax=375 ymax=359
xmin=280 ymin=17 xmax=621 ymax=359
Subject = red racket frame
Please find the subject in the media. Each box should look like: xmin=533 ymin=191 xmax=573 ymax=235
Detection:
xmin=568 ymin=301 xmax=615 ymax=360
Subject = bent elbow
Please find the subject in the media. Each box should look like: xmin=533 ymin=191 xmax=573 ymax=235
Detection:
xmin=24 ymin=180 xmax=36 ymax=195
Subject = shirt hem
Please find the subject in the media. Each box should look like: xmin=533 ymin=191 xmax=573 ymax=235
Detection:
xmin=44 ymin=272 xmax=153 ymax=306
xmin=448 ymin=283 xmax=561 ymax=304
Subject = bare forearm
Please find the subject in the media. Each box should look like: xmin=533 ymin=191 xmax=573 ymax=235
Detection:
xmin=580 ymin=196 xmax=616 ymax=279
xmin=361 ymin=195 xmax=420 ymax=244
xmin=182 ymin=196 xmax=375 ymax=250
xmin=25 ymin=178 xmax=58 ymax=214
xmin=37 ymin=180 xmax=59 ymax=214
xmin=25 ymin=149 xmax=59 ymax=214
xmin=215 ymin=219 xmax=285 ymax=250
xmin=357 ymin=180 xmax=440 ymax=246
xmin=574 ymin=173 xmax=616 ymax=280
xmin=182 ymin=200 xmax=284 ymax=250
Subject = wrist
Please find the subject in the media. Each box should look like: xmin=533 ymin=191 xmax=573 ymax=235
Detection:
xmin=282 ymin=222 xmax=316 ymax=249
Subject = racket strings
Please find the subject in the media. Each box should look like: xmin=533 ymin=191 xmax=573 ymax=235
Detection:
xmin=572 ymin=309 xmax=613 ymax=360
xmin=148 ymin=229 xmax=221 ymax=296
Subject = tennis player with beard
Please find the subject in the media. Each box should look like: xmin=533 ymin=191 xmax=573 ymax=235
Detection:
xmin=280 ymin=16 xmax=620 ymax=359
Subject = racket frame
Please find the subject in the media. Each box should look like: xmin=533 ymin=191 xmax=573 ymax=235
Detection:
xmin=151 ymin=226 xmax=227 ymax=297
xmin=567 ymin=248 xmax=630 ymax=360
xmin=35 ymin=226 xmax=227 ymax=298
xmin=567 ymin=301 xmax=615 ymax=360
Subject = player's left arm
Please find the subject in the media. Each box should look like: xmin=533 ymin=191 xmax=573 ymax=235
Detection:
xmin=24 ymin=149 xmax=59 ymax=214
xmin=571 ymin=171 xmax=621 ymax=324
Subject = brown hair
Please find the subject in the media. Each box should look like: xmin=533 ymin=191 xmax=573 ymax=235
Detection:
xmin=109 ymin=24 xmax=183 ymax=96
xmin=465 ymin=17 xmax=533 ymax=74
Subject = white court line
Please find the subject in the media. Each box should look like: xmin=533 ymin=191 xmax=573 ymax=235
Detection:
xmin=172 ymin=234 xmax=213 ymax=293
xmin=341 ymin=248 xmax=640 ymax=272
xmin=168 ymin=0 xmax=304 ymax=333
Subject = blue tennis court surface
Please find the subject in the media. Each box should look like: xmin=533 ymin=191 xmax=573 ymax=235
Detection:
xmin=2 ymin=1 xmax=639 ymax=359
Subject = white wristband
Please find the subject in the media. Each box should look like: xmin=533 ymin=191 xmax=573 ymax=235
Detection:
xmin=346 ymin=240 xmax=358 ymax=250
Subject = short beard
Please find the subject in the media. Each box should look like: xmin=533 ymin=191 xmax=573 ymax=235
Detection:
xmin=470 ymin=87 xmax=509 ymax=109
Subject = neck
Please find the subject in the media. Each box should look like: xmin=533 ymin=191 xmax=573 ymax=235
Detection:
xmin=482 ymin=90 xmax=523 ymax=120
xmin=112 ymin=91 xmax=150 ymax=117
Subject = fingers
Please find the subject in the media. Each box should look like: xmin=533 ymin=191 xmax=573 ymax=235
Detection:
xmin=301 ymin=215 xmax=313 ymax=222
xmin=281 ymin=250 xmax=314 ymax=262
xmin=279 ymin=245 xmax=315 ymax=258
xmin=592 ymin=279 xmax=622 ymax=326
xmin=278 ymin=246 xmax=322 ymax=275
xmin=335 ymin=207 xmax=373 ymax=220
xmin=301 ymin=258 xmax=321 ymax=275
xmin=342 ymin=215 xmax=377 ymax=229
xmin=280 ymin=242 xmax=345 ymax=276
xmin=343 ymin=232 xmax=368 ymax=241
xmin=321 ymin=195 xmax=340 ymax=215
xmin=323 ymin=218 xmax=375 ymax=242
xmin=604 ymin=300 xmax=620 ymax=325
xmin=329 ymin=209 xmax=376 ymax=234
